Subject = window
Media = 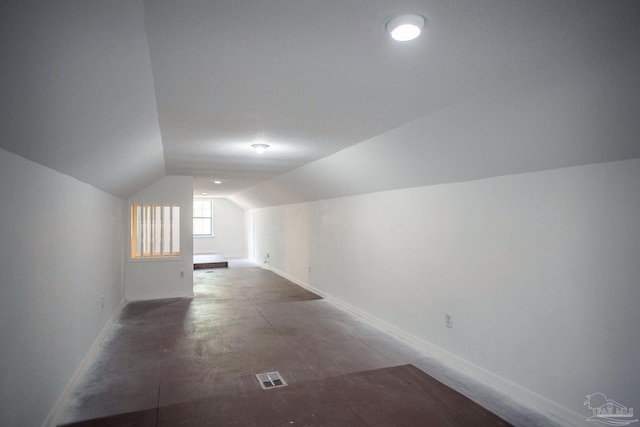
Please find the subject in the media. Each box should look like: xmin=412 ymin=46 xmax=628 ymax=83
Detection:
xmin=193 ymin=200 xmax=213 ymax=236
xmin=131 ymin=204 xmax=180 ymax=259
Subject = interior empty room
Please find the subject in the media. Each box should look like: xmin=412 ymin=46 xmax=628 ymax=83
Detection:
xmin=1 ymin=1 xmax=639 ymax=426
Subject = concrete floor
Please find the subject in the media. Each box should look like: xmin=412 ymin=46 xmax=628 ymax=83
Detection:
xmin=58 ymin=267 xmax=514 ymax=426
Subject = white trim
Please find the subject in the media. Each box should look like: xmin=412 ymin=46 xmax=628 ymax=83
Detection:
xmin=267 ymin=266 xmax=585 ymax=427
xmin=192 ymin=253 xmax=246 ymax=259
xmin=220 ymin=253 xmax=246 ymax=259
xmin=41 ymin=300 xmax=127 ymax=427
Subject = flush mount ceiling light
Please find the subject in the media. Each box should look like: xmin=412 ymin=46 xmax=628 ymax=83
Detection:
xmin=386 ymin=14 xmax=425 ymax=41
xmin=214 ymin=180 xmax=222 ymax=184
xmin=252 ymin=143 xmax=269 ymax=154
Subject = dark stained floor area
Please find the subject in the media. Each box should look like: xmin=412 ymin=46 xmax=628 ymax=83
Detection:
xmin=193 ymin=253 xmax=229 ymax=270
xmin=58 ymin=267 xmax=510 ymax=426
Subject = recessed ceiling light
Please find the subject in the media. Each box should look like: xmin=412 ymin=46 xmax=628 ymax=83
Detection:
xmin=386 ymin=14 xmax=425 ymax=41
xmin=214 ymin=180 xmax=222 ymax=184
xmin=252 ymin=143 xmax=269 ymax=154
xmin=202 ymin=192 xmax=208 ymax=195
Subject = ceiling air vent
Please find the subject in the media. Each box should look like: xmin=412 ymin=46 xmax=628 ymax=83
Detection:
xmin=255 ymin=371 xmax=287 ymax=390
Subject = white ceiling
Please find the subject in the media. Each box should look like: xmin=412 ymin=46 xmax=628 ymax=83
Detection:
xmin=144 ymin=0 xmax=640 ymax=197
xmin=1 ymin=0 xmax=639 ymax=201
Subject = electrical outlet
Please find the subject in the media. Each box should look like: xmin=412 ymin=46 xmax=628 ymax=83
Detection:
xmin=445 ymin=313 xmax=453 ymax=328
xmin=180 ymin=271 xmax=184 ymax=278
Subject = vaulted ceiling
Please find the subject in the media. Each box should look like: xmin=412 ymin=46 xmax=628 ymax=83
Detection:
xmin=1 ymin=1 xmax=639 ymax=205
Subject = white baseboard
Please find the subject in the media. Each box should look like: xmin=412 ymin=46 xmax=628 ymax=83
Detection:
xmin=41 ymin=300 xmax=127 ymax=427
xmin=221 ymin=253 xmax=246 ymax=259
xmin=192 ymin=252 xmax=245 ymax=259
xmin=268 ymin=266 xmax=586 ymax=427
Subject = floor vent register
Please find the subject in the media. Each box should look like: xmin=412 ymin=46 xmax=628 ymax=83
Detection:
xmin=255 ymin=371 xmax=287 ymax=390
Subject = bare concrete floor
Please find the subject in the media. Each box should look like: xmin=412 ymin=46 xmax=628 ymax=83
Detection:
xmin=58 ymin=268 xmax=511 ymax=426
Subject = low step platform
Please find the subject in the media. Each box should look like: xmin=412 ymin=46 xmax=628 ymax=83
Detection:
xmin=193 ymin=254 xmax=228 ymax=270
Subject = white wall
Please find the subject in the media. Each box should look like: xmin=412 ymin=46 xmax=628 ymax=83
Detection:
xmin=193 ymin=198 xmax=245 ymax=258
xmin=0 ymin=148 xmax=125 ymax=427
xmin=252 ymin=203 xmax=309 ymax=283
xmin=250 ymin=158 xmax=640 ymax=425
xmin=125 ymin=176 xmax=193 ymax=301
